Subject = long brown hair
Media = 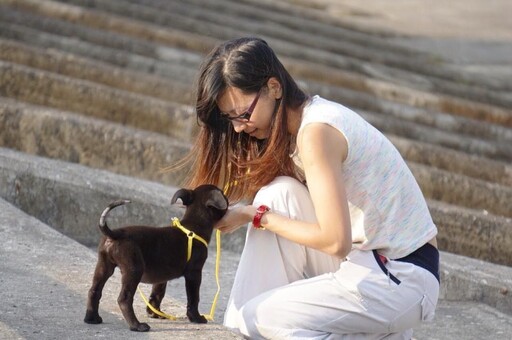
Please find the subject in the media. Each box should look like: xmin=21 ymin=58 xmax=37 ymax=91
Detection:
xmin=182 ymin=37 xmax=307 ymax=203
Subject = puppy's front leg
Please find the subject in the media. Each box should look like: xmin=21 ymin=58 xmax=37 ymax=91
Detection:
xmin=147 ymin=282 xmax=168 ymax=318
xmin=184 ymin=270 xmax=207 ymax=323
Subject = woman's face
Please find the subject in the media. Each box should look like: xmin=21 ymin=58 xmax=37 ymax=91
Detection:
xmin=217 ymin=81 xmax=281 ymax=140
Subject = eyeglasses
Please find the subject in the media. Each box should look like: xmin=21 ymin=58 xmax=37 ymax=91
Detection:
xmin=220 ymin=90 xmax=261 ymax=122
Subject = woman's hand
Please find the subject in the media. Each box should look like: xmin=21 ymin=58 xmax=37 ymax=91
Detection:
xmin=215 ymin=205 xmax=256 ymax=233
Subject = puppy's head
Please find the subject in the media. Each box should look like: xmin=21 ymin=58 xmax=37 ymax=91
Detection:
xmin=171 ymin=185 xmax=228 ymax=224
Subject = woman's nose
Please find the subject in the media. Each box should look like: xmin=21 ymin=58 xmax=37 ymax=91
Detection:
xmin=232 ymin=120 xmax=246 ymax=133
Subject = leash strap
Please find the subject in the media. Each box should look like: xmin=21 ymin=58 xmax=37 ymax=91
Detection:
xmin=137 ymin=286 xmax=177 ymax=320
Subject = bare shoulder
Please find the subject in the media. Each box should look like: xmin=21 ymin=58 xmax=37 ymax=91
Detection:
xmin=298 ymin=123 xmax=348 ymax=163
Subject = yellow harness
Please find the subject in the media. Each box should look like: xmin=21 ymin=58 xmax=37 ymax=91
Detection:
xmin=170 ymin=217 xmax=208 ymax=262
xmin=137 ymin=217 xmax=221 ymax=321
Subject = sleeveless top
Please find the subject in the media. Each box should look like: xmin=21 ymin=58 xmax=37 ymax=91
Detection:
xmin=292 ymin=96 xmax=437 ymax=259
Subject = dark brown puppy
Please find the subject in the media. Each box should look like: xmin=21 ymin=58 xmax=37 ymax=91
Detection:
xmin=84 ymin=185 xmax=228 ymax=332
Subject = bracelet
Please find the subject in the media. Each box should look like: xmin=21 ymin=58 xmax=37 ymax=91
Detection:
xmin=252 ymin=205 xmax=270 ymax=229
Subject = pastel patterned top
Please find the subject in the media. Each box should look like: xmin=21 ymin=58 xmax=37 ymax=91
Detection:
xmin=293 ymin=96 xmax=437 ymax=259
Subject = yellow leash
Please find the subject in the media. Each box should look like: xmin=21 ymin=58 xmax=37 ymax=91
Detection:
xmin=137 ymin=219 xmax=222 ymax=321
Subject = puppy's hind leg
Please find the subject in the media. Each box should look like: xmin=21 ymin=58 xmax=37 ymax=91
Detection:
xmin=147 ymin=282 xmax=168 ymax=319
xmin=117 ymin=251 xmax=150 ymax=332
xmin=84 ymin=253 xmax=115 ymax=324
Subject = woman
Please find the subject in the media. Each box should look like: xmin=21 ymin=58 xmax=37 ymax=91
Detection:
xmin=183 ymin=37 xmax=439 ymax=339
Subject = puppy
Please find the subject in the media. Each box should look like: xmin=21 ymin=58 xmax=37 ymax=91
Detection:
xmin=84 ymin=185 xmax=228 ymax=332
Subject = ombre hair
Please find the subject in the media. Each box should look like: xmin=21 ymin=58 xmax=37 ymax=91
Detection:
xmin=182 ymin=37 xmax=308 ymax=202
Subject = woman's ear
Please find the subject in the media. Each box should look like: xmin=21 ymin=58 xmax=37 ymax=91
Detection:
xmin=267 ymin=77 xmax=282 ymax=99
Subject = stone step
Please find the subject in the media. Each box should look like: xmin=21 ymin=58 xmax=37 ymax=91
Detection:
xmin=37 ymin=0 xmax=512 ymax=109
xmin=0 ymin=3 xmax=202 ymax=68
xmin=389 ymin=135 xmax=512 ymax=188
xmin=235 ymin=0 xmax=512 ymax=95
xmin=4 ymin=0 xmax=511 ymax=130
xmin=4 ymin=31 xmax=511 ymax=152
xmin=0 ymin=22 xmax=198 ymax=82
xmin=428 ymin=200 xmax=512 ymax=267
xmin=303 ymin=80 xmax=512 ymax=144
xmin=141 ymin=0 xmax=512 ymax=93
xmin=0 ymin=61 xmax=197 ymax=141
xmin=0 ymin=97 xmax=190 ymax=187
xmin=0 ymin=38 xmax=193 ymax=104
xmin=285 ymin=58 xmax=512 ymax=128
xmin=2 ymin=0 xmax=512 ymax=137
xmin=0 ymin=49 xmax=512 ymax=169
xmin=411 ymin=162 xmax=512 ymax=219
xmin=361 ymin=109 xmax=512 ymax=162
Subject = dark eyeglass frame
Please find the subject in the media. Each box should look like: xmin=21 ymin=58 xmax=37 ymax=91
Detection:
xmin=220 ymin=89 xmax=261 ymax=122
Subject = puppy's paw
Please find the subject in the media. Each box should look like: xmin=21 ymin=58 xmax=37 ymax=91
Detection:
xmin=130 ymin=322 xmax=150 ymax=332
xmin=187 ymin=312 xmax=208 ymax=324
xmin=84 ymin=312 xmax=103 ymax=324
xmin=146 ymin=306 xmax=166 ymax=319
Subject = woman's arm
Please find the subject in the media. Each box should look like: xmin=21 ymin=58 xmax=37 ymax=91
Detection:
xmin=215 ymin=123 xmax=352 ymax=258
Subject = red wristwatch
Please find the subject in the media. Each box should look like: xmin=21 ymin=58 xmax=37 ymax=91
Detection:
xmin=252 ymin=205 xmax=270 ymax=229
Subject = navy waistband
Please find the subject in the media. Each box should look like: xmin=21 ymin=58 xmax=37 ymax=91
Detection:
xmin=395 ymin=243 xmax=440 ymax=283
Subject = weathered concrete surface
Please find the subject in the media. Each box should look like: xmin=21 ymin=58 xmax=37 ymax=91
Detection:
xmin=0 ymin=38 xmax=194 ymax=104
xmin=0 ymin=147 xmax=247 ymax=251
xmin=0 ymin=61 xmax=198 ymax=141
xmin=284 ymin=57 xmax=512 ymax=128
xmin=389 ymin=135 xmax=512 ymax=187
xmin=410 ymin=162 xmax=512 ymax=219
xmin=5 ymin=0 xmax=512 ymax=109
xmin=0 ymin=98 xmax=191 ymax=186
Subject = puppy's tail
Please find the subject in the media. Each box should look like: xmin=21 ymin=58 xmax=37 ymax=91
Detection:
xmin=99 ymin=200 xmax=131 ymax=239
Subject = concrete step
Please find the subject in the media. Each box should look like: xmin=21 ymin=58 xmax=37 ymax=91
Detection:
xmin=0 ymin=4 xmax=203 ymax=69
xmin=360 ymin=109 xmax=512 ymax=162
xmin=0 ymin=38 xmax=193 ymax=104
xmin=4 ymin=2 xmax=511 ymax=131
xmin=428 ymin=199 xmax=512 ymax=266
xmin=38 ymin=0 xmax=512 ymax=109
xmin=411 ymin=162 xmax=512 ymax=219
xmin=0 ymin=22 xmax=198 ymax=82
xmin=0 ymin=61 xmax=197 ymax=141
xmin=389 ymin=135 xmax=512 ymax=188
xmin=2 ymin=0 xmax=512 ymax=137
xmin=284 ymin=58 xmax=512 ymax=128
xmin=233 ymin=0 xmax=512 ymax=94
xmin=0 ymin=97 xmax=191 ymax=187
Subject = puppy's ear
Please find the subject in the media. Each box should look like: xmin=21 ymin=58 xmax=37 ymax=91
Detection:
xmin=171 ymin=189 xmax=194 ymax=206
xmin=205 ymin=190 xmax=228 ymax=211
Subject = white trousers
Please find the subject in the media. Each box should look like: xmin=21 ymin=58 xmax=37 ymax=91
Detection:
xmin=223 ymin=176 xmax=439 ymax=340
